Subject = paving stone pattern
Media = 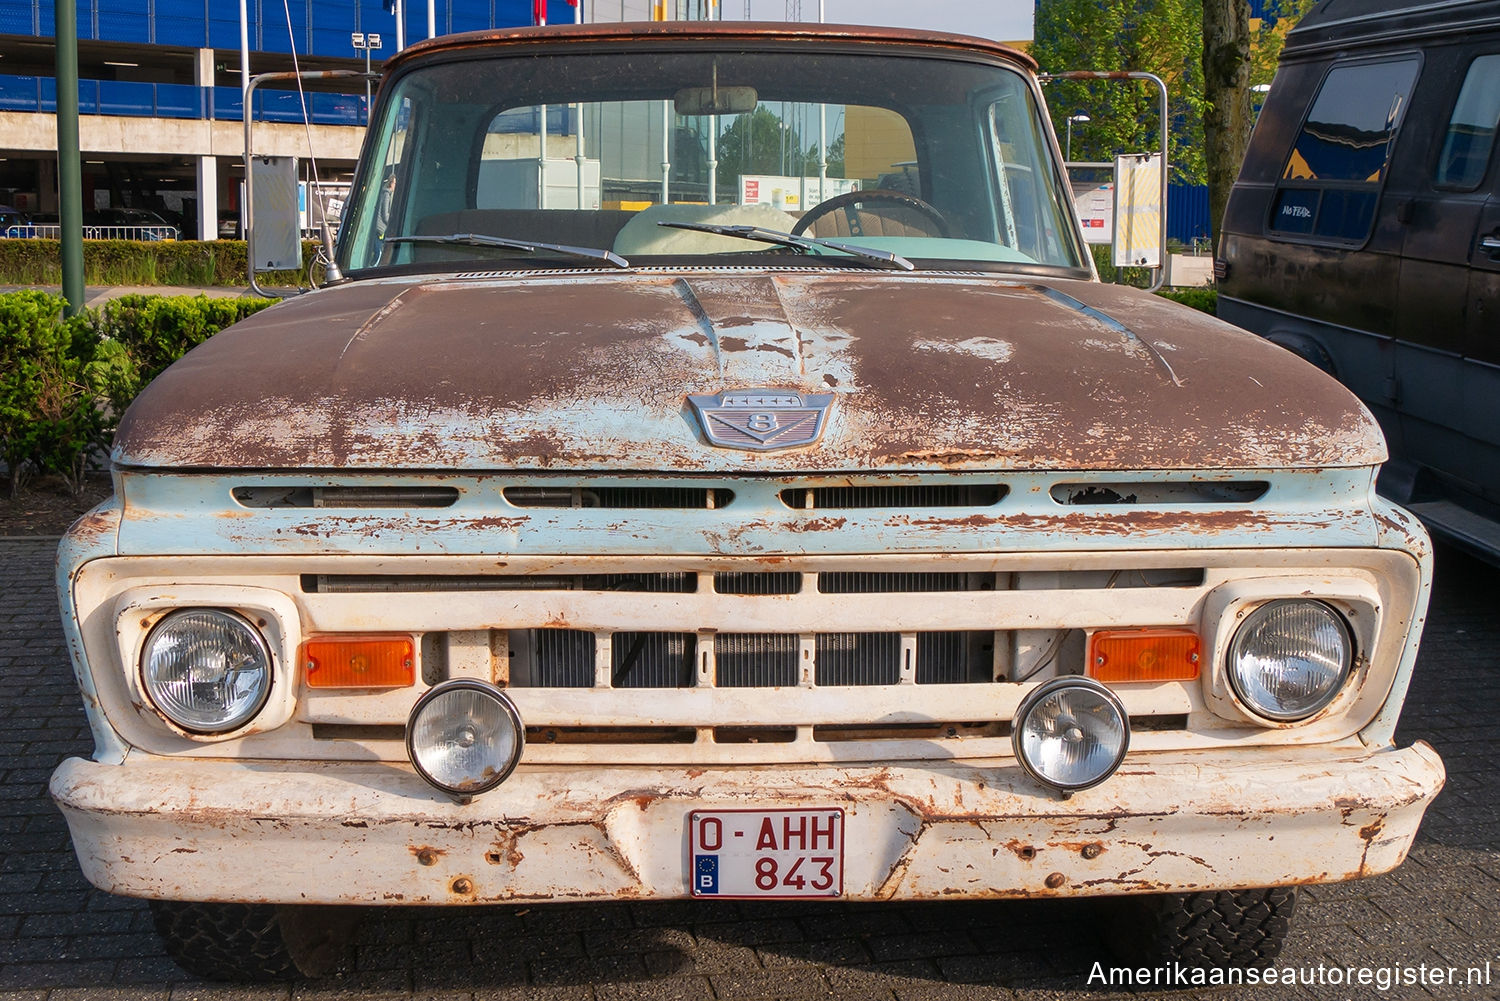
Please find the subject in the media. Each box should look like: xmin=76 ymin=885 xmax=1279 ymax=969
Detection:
xmin=2 ymin=536 xmax=1497 ymax=1001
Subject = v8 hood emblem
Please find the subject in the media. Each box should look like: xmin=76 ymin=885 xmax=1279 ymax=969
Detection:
xmin=688 ymin=390 xmax=835 ymax=451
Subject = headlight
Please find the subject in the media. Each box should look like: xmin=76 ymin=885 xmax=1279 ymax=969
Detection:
xmin=141 ymin=609 xmax=273 ymax=733
xmin=1227 ymin=599 xmax=1353 ymax=722
xmin=1013 ymin=677 xmax=1129 ymax=793
xmin=407 ymin=680 xmax=524 ymax=798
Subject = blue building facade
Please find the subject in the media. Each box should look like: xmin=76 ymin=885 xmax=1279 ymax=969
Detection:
xmin=0 ymin=0 xmax=579 ymax=236
xmin=1 ymin=0 xmax=578 ymax=55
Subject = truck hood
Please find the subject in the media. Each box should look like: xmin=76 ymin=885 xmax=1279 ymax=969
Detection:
xmin=113 ymin=271 xmax=1386 ymax=472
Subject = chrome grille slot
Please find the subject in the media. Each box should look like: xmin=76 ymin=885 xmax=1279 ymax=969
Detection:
xmin=715 ymin=572 xmax=802 ymax=595
xmin=917 ymin=631 xmax=996 ymax=684
xmin=780 ymin=484 xmax=1006 ymax=509
xmin=716 ymin=634 xmax=799 ymax=687
xmin=527 ymin=726 xmax=698 ymax=744
xmin=511 ymin=629 xmax=595 ymax=687
xmin=814 ymin=721 xmax=1009 ymax=741
xmin=303 ymin=573 xmax=695 ymax=593
xmin=815 ymin=633 xmax=901 ymax=686
xmin=612 ymin=632 xmax=696 ymax=688
xmin=1040 ymin=568 xmax=1206 ymax=589
xmin=234 ymin=486 xmax=459 ymax=508
xmin=503 ymin=486 xmax=730 ymax=508
xmin=1050 ymin=481 xmax=1269 ymax=505
xmin=819 ymin=572 xmax=984 ymax=593
xmin=714 ymin=727 xmax=799 ymax=744
xmin=311 ymin=724 xmax=407 ymax=741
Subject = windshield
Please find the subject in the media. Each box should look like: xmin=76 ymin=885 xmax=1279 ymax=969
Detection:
xmin=340 ymin=45 xmax=1088 ymax=275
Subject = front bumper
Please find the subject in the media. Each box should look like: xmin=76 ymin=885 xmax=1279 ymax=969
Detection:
xmin=52 ymin=742 xmax=1444 ymax=905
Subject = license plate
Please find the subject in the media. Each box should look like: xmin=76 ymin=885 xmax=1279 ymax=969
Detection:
xmin=688 ymin=808 xmax=844 ymax=898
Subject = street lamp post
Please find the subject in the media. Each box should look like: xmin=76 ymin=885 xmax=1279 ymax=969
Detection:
xmin=1065 ymin=113 xmax=1090 ymax=162
xmin=351 ymin=32 xmax=382 ymax=119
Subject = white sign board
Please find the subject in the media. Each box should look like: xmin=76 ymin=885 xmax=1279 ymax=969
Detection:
xmin=1071 ymin=180 xmax=1114 ymax=245
xmin=1113 ymin=153 xmax=1162 ymax=269
xmin=739 ymin=174 xmax=860 ymax=211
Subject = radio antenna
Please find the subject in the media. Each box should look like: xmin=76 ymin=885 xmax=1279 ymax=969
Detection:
xmin=281 ymin=0 xmax=342 ymax=283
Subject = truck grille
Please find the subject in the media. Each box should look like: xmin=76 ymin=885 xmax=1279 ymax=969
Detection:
xmin=286 ymin=557 xmax=1218 ymax=761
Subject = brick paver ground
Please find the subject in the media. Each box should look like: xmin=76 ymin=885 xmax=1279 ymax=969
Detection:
xmin=2 ymin=536 xmax=1496 ymax=1000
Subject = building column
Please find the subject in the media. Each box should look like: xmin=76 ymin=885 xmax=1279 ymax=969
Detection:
xmin=196 ymin=156 xmax=219 ymax=241
xmin=38 ymin=158 xmax=58 ymax=213
xmin=194 ymin=48 xmax=219 ymax=241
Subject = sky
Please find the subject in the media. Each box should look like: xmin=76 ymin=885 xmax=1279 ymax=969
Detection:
xmin=741 ymin=0 xmax=1033 ymax=41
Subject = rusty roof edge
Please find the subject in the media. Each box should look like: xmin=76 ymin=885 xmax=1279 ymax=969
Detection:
xmin=385 ymin=21 xmax=1038 ymax=73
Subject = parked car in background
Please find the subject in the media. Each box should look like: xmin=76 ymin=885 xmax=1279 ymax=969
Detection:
xmin=83 ymin=207 xmax=180 ymax=241
xmin=1218 ymin=0 xmax=1500 ymax=561
xmin=50 ymin=20 xmax=1443 ymax=984
xmin=0 ymin=204 xmax=30 ymax=236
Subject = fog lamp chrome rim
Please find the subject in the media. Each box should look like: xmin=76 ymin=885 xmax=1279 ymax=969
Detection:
xmin=140 ymin=607 xmax=273 ymax=734
xmin=1012 ymin=676 xmax=1130 ymax=793
xmin=1227 ymin=598 xmax=1353 ymax=722
xmin=406 ymin=680 xmax=524 ymax=798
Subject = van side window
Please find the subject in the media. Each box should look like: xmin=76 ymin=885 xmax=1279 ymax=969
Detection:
xmin=1436 ymin=54 xmax=1500 ymax=189
xmin=1271 ymin=58 xmax=1418 ymax=242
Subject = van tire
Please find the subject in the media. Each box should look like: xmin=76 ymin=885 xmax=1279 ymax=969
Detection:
xmin=149 ymin=901 xmax=355 ymax=981
xmin=1104 ymin=887 xmax=1297 ymax=968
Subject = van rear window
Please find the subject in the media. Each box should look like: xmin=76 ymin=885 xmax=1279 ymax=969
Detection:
xmin=1271 ymin=58 xmax=1418 ymax=243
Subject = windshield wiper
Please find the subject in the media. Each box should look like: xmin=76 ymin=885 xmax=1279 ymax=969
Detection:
xmin=654 ymin=221 xmax=915 ymax=271
xmin=387 ymin=233 xmax=630 ymax=269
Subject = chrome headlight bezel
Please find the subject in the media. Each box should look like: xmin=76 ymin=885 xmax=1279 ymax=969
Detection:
xmin=407 ymin=679 xmax=525 ymax=799
xmin=139 ymin=607 xmax=274 ymax=734
xmin=1012 ymin=676 xmax=1130 ymax=794
xmin=1226 ymin=598 xmax=1354 ymax=723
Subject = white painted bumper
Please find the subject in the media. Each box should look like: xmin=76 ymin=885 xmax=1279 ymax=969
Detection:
xmin=51 ymin=742 xmax=1444 ymax=905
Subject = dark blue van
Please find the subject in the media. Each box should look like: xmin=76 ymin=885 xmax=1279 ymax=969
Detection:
xmin=1218 ymin=0 xmax=1500 ymax=560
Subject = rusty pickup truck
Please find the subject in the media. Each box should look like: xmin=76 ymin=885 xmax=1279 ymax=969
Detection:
xmin=50 ymin=20 xmax=1444 ymax=981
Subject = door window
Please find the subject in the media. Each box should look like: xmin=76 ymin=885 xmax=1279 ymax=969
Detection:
xmin=1435 ymin=54 xmax=1500 ymax=190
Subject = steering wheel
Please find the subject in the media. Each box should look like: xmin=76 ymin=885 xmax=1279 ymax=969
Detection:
xmin=791 ymin=189 xmax=952 ymax=239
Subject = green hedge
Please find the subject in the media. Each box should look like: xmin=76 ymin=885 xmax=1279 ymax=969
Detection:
xmin=0 ymin=291 xmax=276 ymax=495
xmin=0 ymin=238 xmax=319 ymax=287
xmin=1156 ymin=288 xmax=1218 ymax=315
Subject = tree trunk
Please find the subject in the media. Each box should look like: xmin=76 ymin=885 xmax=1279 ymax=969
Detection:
xmin=1202 ymin=0 xmax=1253 ymax=252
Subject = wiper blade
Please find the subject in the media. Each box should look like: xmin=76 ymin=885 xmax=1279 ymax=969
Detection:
xmin=655 ymin=221 xmax=916 ymax=271
xmin=387 ymin=233 xmax=630 ymax=269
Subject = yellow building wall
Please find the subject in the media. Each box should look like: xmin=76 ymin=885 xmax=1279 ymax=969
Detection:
xmin=842 ymin=106 xmax=917 ymax=182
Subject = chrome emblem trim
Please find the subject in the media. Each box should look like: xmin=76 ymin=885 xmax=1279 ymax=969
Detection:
xmin=688 ymin=390 xmax=835 ymax=451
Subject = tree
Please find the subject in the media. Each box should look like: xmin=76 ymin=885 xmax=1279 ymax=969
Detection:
xmin=1032 ymin=0 xmax=1208 ymax=186
xmin=1202 ymin=0 xmax=1318 ymax=248
xmin=715 ymin=107 xmax=806 ymax=182
xmin=1201 ymin=0 xmax=1252 ymax=249
xmin=1251 ymin=0 xmax=1319 ymax=87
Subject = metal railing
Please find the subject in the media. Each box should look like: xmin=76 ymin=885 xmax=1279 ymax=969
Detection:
xmin=0 ymin=74 xmax=368 ymax=126
xmin=6 ymin=224 xmax=180 ymax=241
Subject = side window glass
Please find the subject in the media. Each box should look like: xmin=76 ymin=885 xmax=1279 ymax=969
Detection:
xmin=345 ymin=96 xmax=414 ymax=268
xmin=1435 ymin=54 xmax=1500 ymax=190
xmin=1272 ymin=58 xmax=1418 ymax=243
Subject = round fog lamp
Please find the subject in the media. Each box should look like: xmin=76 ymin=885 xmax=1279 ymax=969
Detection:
xmin=1013 ymin=677 xmax=1129 ymax=793
xmin=407 ymin=680 xmax=523 ymax=797
xmin=141 ymin=608 xmax=272 ymax=734
xmin=1228 ymin=599 xmax=1353 ymax=722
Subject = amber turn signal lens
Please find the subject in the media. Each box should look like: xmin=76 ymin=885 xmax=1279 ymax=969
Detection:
xmin=304 ymin=636 xmax=415 ymax=688
xmin=1088 ymin=629 xmax=1200 ymax=682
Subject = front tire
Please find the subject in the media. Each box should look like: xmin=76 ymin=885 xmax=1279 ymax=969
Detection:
xmin=1106 ymin=887 xmax=1298 ymax=967
xmin=149 ymin=900 xmax=355 ymax=981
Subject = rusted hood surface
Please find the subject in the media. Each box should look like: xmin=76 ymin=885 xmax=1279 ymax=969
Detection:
xmin=112 ymin=272 xmax=1386 ymax=472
